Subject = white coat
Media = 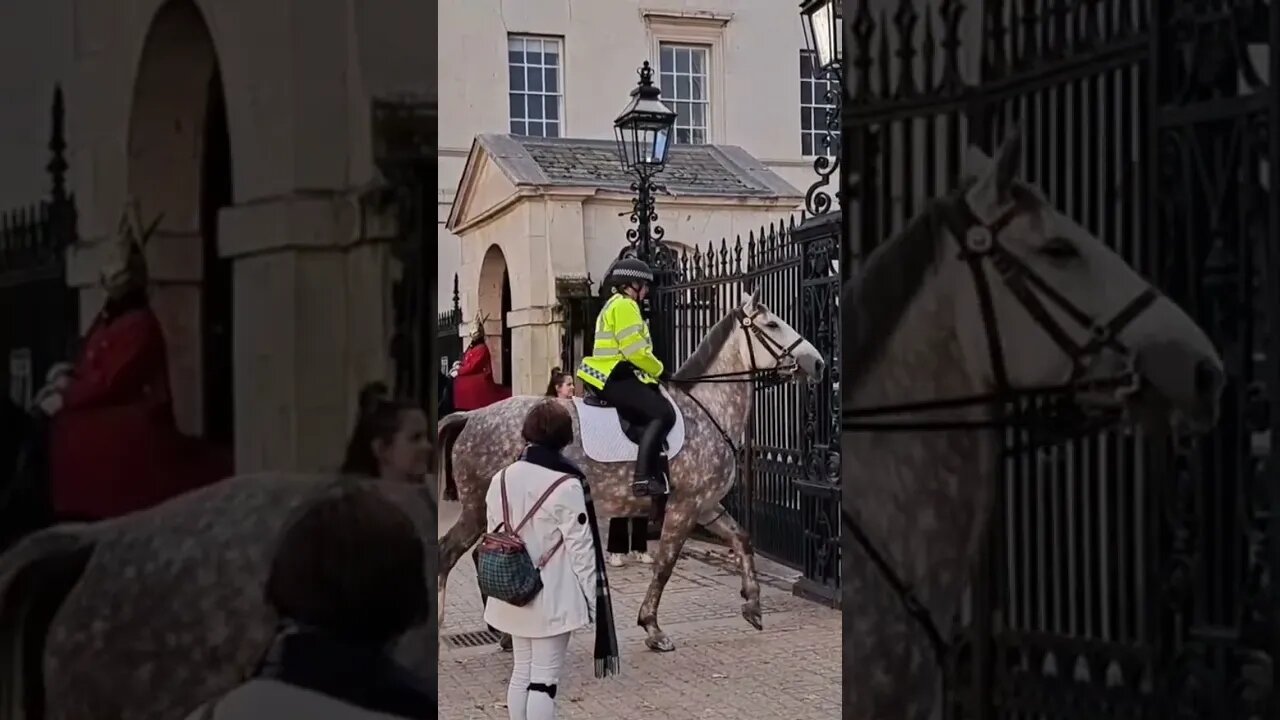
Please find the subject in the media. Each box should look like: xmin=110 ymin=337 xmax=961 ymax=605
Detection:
xmin=482 ymin=460 xmax=598 ymax=638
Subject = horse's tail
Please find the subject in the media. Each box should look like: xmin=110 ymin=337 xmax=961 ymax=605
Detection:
xmin=0 ymin=527 xmax=94 ymax=719
xmin=438 ymin=413 xmax=469 ymax=502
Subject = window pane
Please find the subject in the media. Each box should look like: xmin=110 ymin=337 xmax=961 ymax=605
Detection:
xmin=527 ymin=48 xmax=542 ymax=65
xmin=801 ymin=51 xmax=813 ymax=77
xmin=801 ymin=107 xmax=813 ymax=131
xmin=510 ymin=66 xmax=525 ymax=92
xmin=528 ymin=95 xmax=543 ymax=120
xmin=676 ymin=48 xmax=690 ymax=73
xmin=546 ymin=98 xmax=560 ymax=120
xmin=544 ymin=45 xmax=559 ymax=66
xmin=508 ymin=49 xmax=523 ymax=65
xmin=661 ymin=74 xmax=674 ymax=98
xmin=511 ymin=120 xmax=527 ymax=135
xmin=530 ymin=121 xmax=546 ymax=138
xmin=529 ymin=68 xmax=543 ymax=92
xmin=677 ymin=127 xmax=691 ymax=144
xmin=677 ymin=75 xmax=690 ymax=99
xmin=801 ymin=81 xmax=812 ymax=104
xmin=546 ymin=121 xmax=560 ymax=138
xmin=508 ymin=36 xmax=525 ymax=53
xmin=690 ymin=104 xmax=705 ymax=129
xmin=691 ymin=128 xmax=705 ymax=144
xmin=661 ymin=46 xmax=674 ymax=70
xmin=691 ymin=50 xmax=704 ymax=74
xmin=510 ymin=94 xmax=525 ymax=120
xmin=545 ymin=67 xmax=558 ymax=93
xmin=691 ymin=75 xmax=704 ymax=100
xmin=802 ymin=135 xmax=813 ymax=157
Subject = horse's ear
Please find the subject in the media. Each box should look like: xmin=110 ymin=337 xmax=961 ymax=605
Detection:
xmin=964 ymin=124 xmax=1023 ymax=224
xmin=741 ymin=286 xmax=762 ymax=313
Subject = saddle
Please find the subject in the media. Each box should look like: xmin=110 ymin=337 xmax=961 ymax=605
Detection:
xmin=582 ymin=386 xmax=669 ymax=451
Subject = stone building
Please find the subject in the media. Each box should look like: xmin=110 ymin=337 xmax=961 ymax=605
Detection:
xmin=0 ymin=0 xmax=435 ymax=472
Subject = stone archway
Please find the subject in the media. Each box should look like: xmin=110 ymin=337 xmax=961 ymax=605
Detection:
xmin=126 ymin=0 xmax=233 ymax=446
xmin=477 ymin=244 xmax=511 ymax=387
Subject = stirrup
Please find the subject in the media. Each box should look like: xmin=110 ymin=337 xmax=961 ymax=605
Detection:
xmin=631 ymin=476 xmax=654 ymax=497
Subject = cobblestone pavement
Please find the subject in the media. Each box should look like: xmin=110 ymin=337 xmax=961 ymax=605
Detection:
xmin=438 ymin=502 xmax=841 ymax=719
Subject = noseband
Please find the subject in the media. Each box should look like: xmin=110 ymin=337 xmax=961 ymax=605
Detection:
xmin=842 ymin=195 xmax=1160 ymax=669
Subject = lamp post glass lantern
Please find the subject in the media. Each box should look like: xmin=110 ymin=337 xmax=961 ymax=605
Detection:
xmin=800 ymin=0 xmax=842 ymax=217
xmin=614 ymin=61 xmax=676 ymax=266
xmin=613 ymin=61 xmax=676 ymax=175
xmin=801 ymin=0 xmax=841 ymax=74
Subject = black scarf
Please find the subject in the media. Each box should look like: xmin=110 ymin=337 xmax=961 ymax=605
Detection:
xmin=520 ymin=443 xmax=620 ymax=679
xmin=254 ymin=622 xmax=435 ymax=718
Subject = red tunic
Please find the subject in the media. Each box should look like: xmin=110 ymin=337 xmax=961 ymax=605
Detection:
xmin=49 ymin=307 xmax=232 ymax=520
xmin=452 ymin=342 xmax=511 ymax=411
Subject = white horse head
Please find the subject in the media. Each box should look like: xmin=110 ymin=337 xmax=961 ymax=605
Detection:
xmin=950 ymin=127 xmax=1223 ymax=432
xmin=737 ymin=288 xmax=825 ymax=384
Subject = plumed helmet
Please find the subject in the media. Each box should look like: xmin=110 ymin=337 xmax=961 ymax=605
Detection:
xmin=606 ymin=256 xmax=654 ymax=288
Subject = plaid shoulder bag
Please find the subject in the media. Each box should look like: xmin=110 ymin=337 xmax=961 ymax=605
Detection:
xmin=476 ymin=470 xmax=573 ymax=607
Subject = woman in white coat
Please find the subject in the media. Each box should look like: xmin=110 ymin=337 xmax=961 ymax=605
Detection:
xmin=484 ymin=400 xmax=619 ymax=720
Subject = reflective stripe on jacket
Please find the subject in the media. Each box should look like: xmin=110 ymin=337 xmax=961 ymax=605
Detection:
xmin=576 ymin=293 xmax=664 ymax=389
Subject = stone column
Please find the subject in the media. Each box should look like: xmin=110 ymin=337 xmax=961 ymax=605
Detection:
xmin=220 ymin=194 xmax=392 ymax=473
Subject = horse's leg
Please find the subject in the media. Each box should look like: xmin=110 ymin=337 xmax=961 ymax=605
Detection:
xmin=699 ymin=504 xmax=762 ymax=630
xmin=637 ymin=498 xmax=698 ymax=652
xmin=437 ymin=501 xmax=485 ymax=627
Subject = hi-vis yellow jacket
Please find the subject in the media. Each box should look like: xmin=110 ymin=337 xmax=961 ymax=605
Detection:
xmin=577 ymin=293 xmax=665 ymax=389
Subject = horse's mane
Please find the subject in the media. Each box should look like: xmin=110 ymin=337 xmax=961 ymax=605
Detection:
xmin=844 ymin=181 xmax=1047 ymax=394
xmin=673 ymin=308 xmax=744 ymax=380
xmin=843 ymin=199 xmax=948 ymax=392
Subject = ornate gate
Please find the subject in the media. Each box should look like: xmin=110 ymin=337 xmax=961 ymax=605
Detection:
xmin=648 ymin=213 xmax=841 ymax=602
xmin=848 ymin=1 xmax=1278 ymax=717
xmin=0 ymin=87 xmax=78 ymax=409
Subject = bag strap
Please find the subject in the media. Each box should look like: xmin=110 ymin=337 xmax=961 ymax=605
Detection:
xmin=498 ymin=469 xmax=512 ymax=531
xmin=514 ymin=474 xmax=574 ymax=534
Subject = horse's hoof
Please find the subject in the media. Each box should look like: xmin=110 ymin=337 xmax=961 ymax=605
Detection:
xmin=742 ymin=604 xmax=763 ymax=631
xmin=645 ymin=634 xmax=676 ymax=652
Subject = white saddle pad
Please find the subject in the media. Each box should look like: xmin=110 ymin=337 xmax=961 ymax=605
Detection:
xmin=574 ymin=387 xmax=687 ymax=463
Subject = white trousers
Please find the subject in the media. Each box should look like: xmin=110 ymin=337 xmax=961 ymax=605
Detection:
xmin=507 ymin=632 xmax=572 ymax=720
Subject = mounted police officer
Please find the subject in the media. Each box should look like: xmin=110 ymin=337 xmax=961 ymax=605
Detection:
xmin=577 ymin=256 xmax=674 ymax=497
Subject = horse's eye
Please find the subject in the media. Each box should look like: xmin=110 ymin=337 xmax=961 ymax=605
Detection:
xmin=765 ymin=321 xmax=780 ymax=329
xmin=1039 ymin=238 xmax=1079 ymax=260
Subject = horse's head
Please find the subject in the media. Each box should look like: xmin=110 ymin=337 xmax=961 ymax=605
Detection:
xmin=950 ymin=127 xmax=1223 ymax=433
xmin=737 ymin=289 xmax=826 ymax=384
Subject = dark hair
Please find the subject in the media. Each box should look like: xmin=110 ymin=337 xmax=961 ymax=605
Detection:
xmin=544 ymin=367 xmax=573 ymax=397
xmin=340 ymin=382 xmax=422 ymax=478
xmin=521 ymin=399 xmax=574 ymax=450
xmin=265 ymin=483 xmax=428 ymax=645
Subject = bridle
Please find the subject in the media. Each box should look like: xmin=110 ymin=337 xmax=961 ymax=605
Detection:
xmin=841 ymin=193 xmax=1160 ymax=668
xmin=666 ymin=306 xmax=810 ymax=455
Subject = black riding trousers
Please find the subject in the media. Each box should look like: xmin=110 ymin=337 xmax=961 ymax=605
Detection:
xmin=598 ymin=369 xmax=675 ymax=480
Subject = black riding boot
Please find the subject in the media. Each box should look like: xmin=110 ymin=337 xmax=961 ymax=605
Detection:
xmin=633 ymin=419 xmax=666 ymax=497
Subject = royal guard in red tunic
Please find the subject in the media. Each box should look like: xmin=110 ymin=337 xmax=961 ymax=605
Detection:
xmin=451 ymin=317 xmax=511 ymax=411
xmin=45 ymin=203 xmax=232 ymax=521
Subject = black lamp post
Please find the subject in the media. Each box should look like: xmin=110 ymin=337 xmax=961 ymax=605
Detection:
xmin=800 ymin=0 xmax=842 ymax=216
xmin=613 ymin=61 xmax=677 ymax=266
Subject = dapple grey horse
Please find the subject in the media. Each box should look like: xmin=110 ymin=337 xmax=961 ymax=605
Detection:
xmin=0 ymin=474 xmax=436 ymax=720
xmin=437 ymin=290 xmax=826 ymax=652
xmin=841 ymin=129 xmax=1224 ymax=719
